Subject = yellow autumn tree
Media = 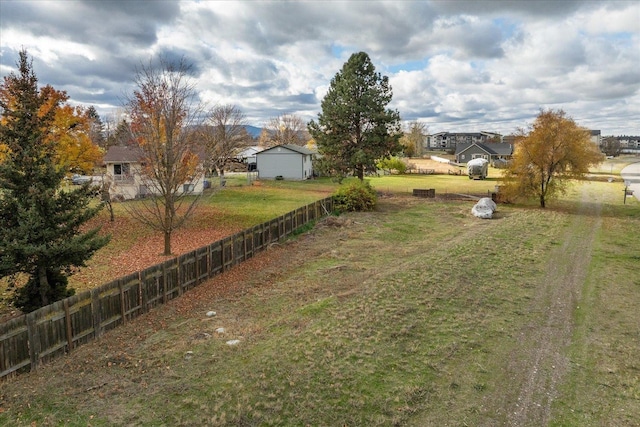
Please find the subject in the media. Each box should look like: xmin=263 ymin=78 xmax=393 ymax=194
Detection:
xmin=501 ymin=109 xmax=604 ymax=208
xmin=50 ymin=104 xmax=103 ymax=174
xmin=0 ymin=84 xmax=101 ymax=173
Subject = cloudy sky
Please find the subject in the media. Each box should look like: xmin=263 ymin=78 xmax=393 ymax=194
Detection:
xmin=1 ymin=0 xmax=639 ymax=136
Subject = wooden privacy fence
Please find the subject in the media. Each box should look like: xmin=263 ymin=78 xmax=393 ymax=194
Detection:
xmin=0 ymin=197 xmax=333 ymax=380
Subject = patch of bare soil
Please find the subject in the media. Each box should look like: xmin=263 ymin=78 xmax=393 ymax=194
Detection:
xmin=406 ymin=157 xmax=462 ymax=174
xmin=500 ymin=188 xmax=602 ymax=426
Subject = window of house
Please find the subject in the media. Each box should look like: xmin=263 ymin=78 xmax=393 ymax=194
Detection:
xmin=183 ymin=183 xmax=195 ymax=193
xmin=113 ymin=163 xmax=130 ymax=176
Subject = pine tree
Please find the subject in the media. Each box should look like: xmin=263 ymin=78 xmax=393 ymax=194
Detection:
xmin=308 ymin=52 xmax=402 ymax=180
xmin=86 ymin=105 xmax=105 ymax=148
xmin=0 ymin=50 xmax=110 ymax=312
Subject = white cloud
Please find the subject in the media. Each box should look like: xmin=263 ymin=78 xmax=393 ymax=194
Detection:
xmin=0 ymin=0 xmax=638 ymax=135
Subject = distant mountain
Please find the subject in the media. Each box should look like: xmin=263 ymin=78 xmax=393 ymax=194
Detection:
xmin=244 ymin=125 xmax=263 ymax=139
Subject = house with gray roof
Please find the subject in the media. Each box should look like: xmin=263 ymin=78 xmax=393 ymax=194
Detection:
xmin=255 ymin=144 xmax=315 ymax=180
xmin=454 ymin=142 xmax=513 ymax=166
xmin=103 ymin=146 xmax=206 ymax=200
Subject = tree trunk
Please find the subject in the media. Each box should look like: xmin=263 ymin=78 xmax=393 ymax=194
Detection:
xmin=164 ymin=202 xmax=172 ymax=255
xmin=540 ymin=195 xmax=546 ymax=208
xmin=164 ymin=230 xmax=171 ymax=256
xmin=38 ymin=265 xmax=50 ymax=307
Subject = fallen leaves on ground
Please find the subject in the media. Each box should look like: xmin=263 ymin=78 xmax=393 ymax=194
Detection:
xmin=71 ymin=205 xmax=242 ymax=290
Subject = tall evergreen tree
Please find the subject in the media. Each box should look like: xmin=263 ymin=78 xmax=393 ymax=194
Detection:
xmin=105 ymin=119 xmax=135 ymax=148
xmin=0 ymin=50 xmax=110 ymax=312
xmin=86 ymin=105 xmax=105 ymax=148
xmin=308 ymin=51 xmax=402 ymax=180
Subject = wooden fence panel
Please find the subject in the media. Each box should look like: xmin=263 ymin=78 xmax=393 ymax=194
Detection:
xmin=179 ymin=251 xmax=198 ymax=293
xmin=141 ymin=265 xmax=164 ymax=310
xmin=0 ymin=196 xmax=334 ymax=380
xmin=296 ymin=207 xmax=305 ymax=228
xmin=317 ymin=197 xmax=332 ymax=217
xmin=284 ymin=211 xmax=293 ymax=236
xmin=196 ymin=246 xmax=209 ymax=284
xmin=244 ymin=230 xmax=254 ymax=260
xmin=66 ymin=291 xmax=95 ymax=348
xmin=222 ymin=236 xmax=233 ymax=271
xmin=120 ymin=272 xmax=143 ymax=322
xmin=0 ymin=316 xmax=30 ymax=378
xmin=270 ymin=216 xmax=277 ymax=241
xmin=163 ymin=258 xmax=180 ymax=302
xmin=30 ymin=301 xmax=69 ymax=366
xmin=233 ymin=232 xmax=245 ymax=265
xmin=97 ymin=280 xmax=124 ymax=334
xmin=209 ymin=241 xmax=223 ymax=277
xmin=253 ymin=224 xmax=266 ymax=253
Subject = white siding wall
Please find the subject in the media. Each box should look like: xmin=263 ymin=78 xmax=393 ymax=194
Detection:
xmin=106 ymin=162 xmax=205 ymax=200
xmin=257 ymin=147 xmax=313 ymax=180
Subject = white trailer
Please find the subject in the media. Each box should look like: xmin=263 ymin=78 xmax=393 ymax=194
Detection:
xmin=467 ymin=158 xmax=489 ymax=180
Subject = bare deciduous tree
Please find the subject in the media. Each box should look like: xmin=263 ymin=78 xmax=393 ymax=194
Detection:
xmin=126 ymin=57 xmax=203 ymax=255
xmin=401 ymin=121 xmax=427 ymax=158
xmin=259 ymin=113 xmax=309 ymax=148
xmin=199 ymin=104 xmax=251 ymax=184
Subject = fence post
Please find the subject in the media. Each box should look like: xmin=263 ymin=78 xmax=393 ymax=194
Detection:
xmin=138 ymin=271 xmax=145 ymax=312
xmin=162 ymin=263 xmax=168 ymax=304
xmin=91 ymin=288 xmax=102 ymax=339
xmin=26 ymin=312 xmax=39 ymax=372
xmin=63 ymin=299 xmax=74 ymax=353
xmin=119 ymin=281 xmax=127 ymax=326
xmin=243 ymin=230 xmax=248 ymax=260
xmin=177 ymin=257 xmax=183 ymax=297
xmin=196 ymin=250 xmax=201 ymax=286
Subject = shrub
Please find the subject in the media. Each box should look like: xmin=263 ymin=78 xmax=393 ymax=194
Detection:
xmin=333 ymin=180 xmax=377 ymax=213
xmin=376 ymin=157 xmax=407 ymax=174
xmin=12 ymin=269 xmax=75 ymax=313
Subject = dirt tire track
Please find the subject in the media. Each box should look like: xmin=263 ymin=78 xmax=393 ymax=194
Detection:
xmin=505 ymin=188 xmax=602 ymax=426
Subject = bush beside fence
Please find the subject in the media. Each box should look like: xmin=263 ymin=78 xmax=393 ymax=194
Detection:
xmin=0 ymin=197 xmax=333 ymax=380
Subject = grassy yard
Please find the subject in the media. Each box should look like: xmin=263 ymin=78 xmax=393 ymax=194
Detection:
xmin=0 ymin=159 xmax=638 ymax=425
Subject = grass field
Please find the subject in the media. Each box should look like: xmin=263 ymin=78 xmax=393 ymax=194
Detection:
xmin=0 ymin=158 xmax=638 ymax=425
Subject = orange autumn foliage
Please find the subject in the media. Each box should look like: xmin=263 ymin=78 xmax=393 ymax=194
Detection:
xmin=0 ymin=84 xmax=102 ymax=173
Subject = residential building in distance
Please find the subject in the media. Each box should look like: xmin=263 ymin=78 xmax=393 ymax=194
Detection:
xmin=427 ymin=131 xmax=502 ymax=150
xmin=103 ymin=145 xmax=206 ymax=200
xmin=617 ymin=135 xmax=640 ymax=152
xmin=454 ymin=142 xmax=513 ymax=165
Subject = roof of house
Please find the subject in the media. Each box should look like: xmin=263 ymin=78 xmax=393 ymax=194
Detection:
xmin=237 ymin=146 xmax=264 ymax=158
xmin=103 ymin=146 xmax=145 ymax=163
xmin=104 ymin=145 xmax=208 ymax=163
xmin=256 ymin=144 xmax=316 ymax=156
xmin=455 ymin=142 xmax=513 ymax=156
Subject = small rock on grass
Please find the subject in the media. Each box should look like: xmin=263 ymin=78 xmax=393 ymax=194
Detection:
xmin=226 ymin=339 xmax=240 ymax=346
xmin=206 ymin=311 xmax=216 ymax=317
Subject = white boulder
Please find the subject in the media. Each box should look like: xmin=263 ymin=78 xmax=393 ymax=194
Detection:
xmin=472 ymin=197 xmax=497 ymax=219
